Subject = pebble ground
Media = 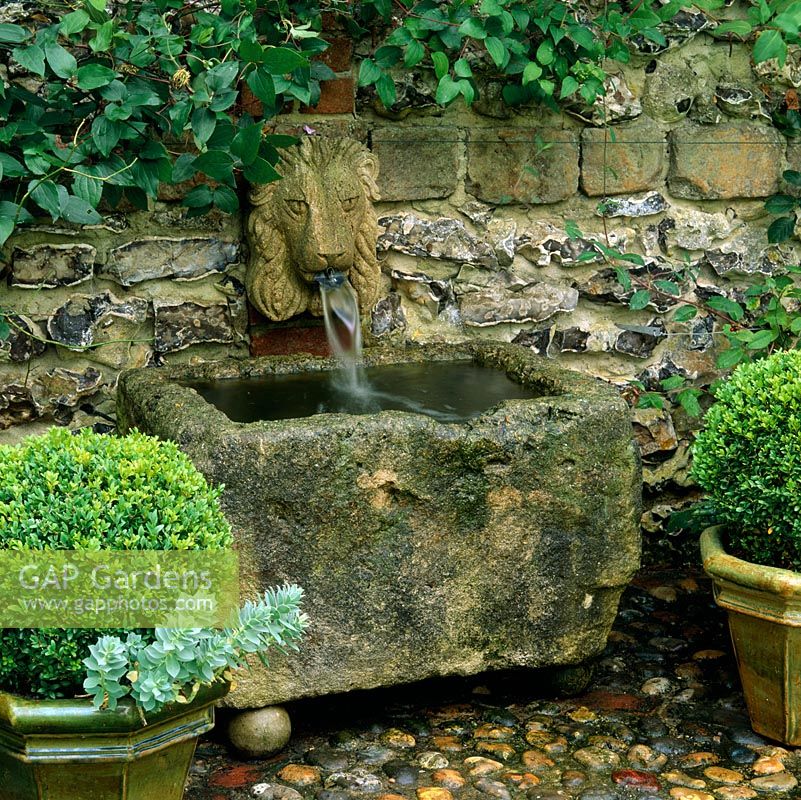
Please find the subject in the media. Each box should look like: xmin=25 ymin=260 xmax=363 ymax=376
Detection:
xmin=187 ymin=570 xmax=800 ymax=800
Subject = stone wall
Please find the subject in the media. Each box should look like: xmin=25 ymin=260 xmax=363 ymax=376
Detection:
xmin=2 ymin=28 xmax=797 ymax=559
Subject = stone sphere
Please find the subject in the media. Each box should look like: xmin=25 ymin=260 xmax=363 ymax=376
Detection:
xmin=227 ymin=706 xmax=291 ymax=757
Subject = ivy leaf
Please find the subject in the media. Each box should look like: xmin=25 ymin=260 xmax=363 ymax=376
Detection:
xmin=629 ymin=290 xmax=652 ymax=310
xmin=431 ymin=51 xmax=449 ymax=80
xmin=191 ymin=108 xmax=216 ymax=146
xmin=246 ymin=68 xmax=276 ymax=114
xmin=765 ymin=193 xmax=797 ymax=214
xmin=59 ymin=10 xmax=91 ymax=36
xmin=559 ymin=76 xmax=579 ymax=98
xmin=459 ymin=18 xmax=487 ymax=40
xmin=711 ymin=20 xmax=752 ymax=38
xmin=676 ymin=388 xmax=702 ymax=417
xmin=485 ymin=36 xmax=508 ymax=68
xmin=404 ymin=40 xmax=425 ymax=67
xmin=376 ymin=73 xmax=396 ymax=109
xmin=0 ymin=153 xmax=25 ymax=178
xmin=716 ymin=347 xmax=744 ymax=369
xmin=783 ymin=169 xmax=801 ymax=186
xmin=262 ymin=47 xmax=308 ymax=75
xmin=244 ymin=157 xmax=281 ymax=184
xmin=183 ymin=185 xmax=214 ymax=208
xmin=45 ymin=43 xmax=77 ymax=79
xmin=753 ymin=29 xmax=787 ymax=66
xmin=653 ymin=279 xmax=681 ymax=296
xmin=435 ymin=75 xmax=460 ymax=105
xmin=30 ymin=180 xmax=63 ymax=219
xmin=768 ymin=215 xmax=796 ymax=243
xmin=374 ymin=45 xmax=402 ymax=68
xmin=213 ymin=185 xmax=239 ymax=214
xmin=706 ymin=295 xmax=745 ymax=320
xmin=194 ymin=150 xmax=234 ymax=181
xmin=238 ymin=39 xmax=264 ymax=64
xmin=73 ymin=173 xmax=103 ymax=208
xmin=614 ymin=267 xmax=632 ymax=292
xmin=454 ymin=79 xmax=472 ymax=105
xmin=358 ymin=58 xmax=382 ymax=86
xmin=172 ymin=154 xmax=197 ymax=183
xmin=12 ymin=45 xmax=45 ymax=77
xmin=89 ymin=21 xmax=114 ymax=53
xmin=775 ymin=5 xmax=801 ymax=35
xmin=660 ymin=375 xmax=686 ymax=391
xmin=747 ymin=328 xmax=778 ymax=350
xmin=61 ymin=194 xmax=103 ymax=225
xmin=231 ymin=124 xmax=262 ymax=166
xmin=522 ymin=61 xmax=542 ymax=85
xmin=536 ymin=39 xmax=554 ymax=66
xmin=673 ymin=305 xmax=697 ymax=322
xmin=0 ymin=24 xmax=31 ymax=44
xmin=92 ymin=116 xmax=120 ymax=158
xmin=0 ymin=314 xmax=9 ymax=340
xmin=76 ymin=64 xmax=117 ymax=90
xmin=454 ymin=58 xmax=472 ymax=78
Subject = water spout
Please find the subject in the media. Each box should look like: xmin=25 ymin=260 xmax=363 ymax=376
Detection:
xmin=314 ymin=270 xmax=361 ymax=363
xmin=314 ymin=270 xmax=375 ymax=409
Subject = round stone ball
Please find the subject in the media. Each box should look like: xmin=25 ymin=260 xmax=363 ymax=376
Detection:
xmin=227 ymin=705 xmax=291 ymax=757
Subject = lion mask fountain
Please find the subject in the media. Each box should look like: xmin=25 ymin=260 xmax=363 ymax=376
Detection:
xmin=246 ymin=137 xmax=381 ymax=321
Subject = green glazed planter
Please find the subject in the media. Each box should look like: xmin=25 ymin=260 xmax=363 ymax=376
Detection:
xmin=0 ymin=682 xmax=228 ymax=800
xmin=701 ymin=525 xmax=801 ymax=745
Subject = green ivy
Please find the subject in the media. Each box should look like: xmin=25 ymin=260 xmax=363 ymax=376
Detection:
xmin=3 ymin=0 xmax=801 ymax=261
xmin=0 ymin=0 xmax=338 ymax=249
xmin=565 ymin=223 xmax=801 ymax=416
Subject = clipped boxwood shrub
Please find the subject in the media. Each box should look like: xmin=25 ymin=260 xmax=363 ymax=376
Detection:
xmin=0 ymin=427 xmax=232 ymax=698
xmin=692 ymin=350 xmax=801 ymax=571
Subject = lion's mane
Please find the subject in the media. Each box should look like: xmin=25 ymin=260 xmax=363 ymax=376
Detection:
xmin=245 ymin=137 xmax=380 ymax=321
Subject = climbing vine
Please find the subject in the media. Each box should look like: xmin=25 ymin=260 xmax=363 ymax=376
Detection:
xmin=4 ymin=0 xmax=801 ymax=354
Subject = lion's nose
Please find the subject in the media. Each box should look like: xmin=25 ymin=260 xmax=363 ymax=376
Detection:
xmin=319 ymin=251 xmax=347 ymax=267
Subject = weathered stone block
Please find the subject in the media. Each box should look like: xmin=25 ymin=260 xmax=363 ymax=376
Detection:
xmin=378 ymin=214 xmax=497 ymax=268
xmin=458 ymin=283 xmax=578 ymax=327
xmin=153 ymin=300 xmax=235 ymax=353
xmin=372 ymin=127 xmax=462 ymax=201
xmin=466 ymin=129 xmax=579 ymax=204
xmin=103 ymin=237 xmax=239 ymax=286
xmin=581 ymin=118 xmax=666 ymax=197
xmin=596 ymin=192 xmax=669 ymax=218
xmin=668 ymin=123 xmax=785 ymax=199
xmin=11 ymin=243 xmax=95 ymax=288
xmin=34 ymin=367 xmax=103 ymax=411
xmin=0 ymin=384 xmax=38 ymax=429
xmin=0 ymin=316 xmax=47 ymax=363
xmin=47 ymin=293 xmax=148 ymax=350
xmin=118 ymin=343 xmax=641 ymax=709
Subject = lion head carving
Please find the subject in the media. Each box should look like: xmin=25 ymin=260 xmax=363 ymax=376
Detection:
xmin=246 ymin=137 xmax=381 ymax=321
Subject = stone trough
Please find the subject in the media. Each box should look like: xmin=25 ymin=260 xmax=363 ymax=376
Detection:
xmin=117 ymin=342 xmax=641 ymax=714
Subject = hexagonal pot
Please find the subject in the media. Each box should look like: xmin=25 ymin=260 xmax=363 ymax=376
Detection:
xmin=0 ymin=682 xmax=228 ymax=800
xmin=701 ymin=525 xmax=801 ymax=745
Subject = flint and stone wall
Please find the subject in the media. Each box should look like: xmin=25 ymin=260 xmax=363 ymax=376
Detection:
xmin=2 ymin=24 xmax=798 ymax=558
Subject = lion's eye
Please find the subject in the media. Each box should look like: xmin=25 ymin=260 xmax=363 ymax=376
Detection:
xmin=285 ymin=199 xmax=308 ymax=217
xmin=341 ymin=196 xmax=358 ymax=212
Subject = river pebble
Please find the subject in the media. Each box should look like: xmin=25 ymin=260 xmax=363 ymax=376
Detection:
xmin=190 ymin=571 xmax=781 ymax=800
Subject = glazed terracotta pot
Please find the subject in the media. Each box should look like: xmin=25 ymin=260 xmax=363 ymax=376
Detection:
xmin=701 ymin=525 xmax=801 ymax=745
xmin=0 ymin=682 xmax=228 ymax=800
